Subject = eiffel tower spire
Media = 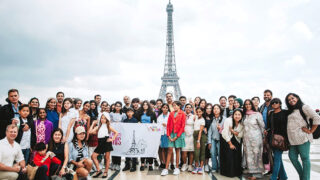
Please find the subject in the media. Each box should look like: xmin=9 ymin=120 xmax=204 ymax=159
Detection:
xmin=158 ymin=0 xmax=182 ymax=101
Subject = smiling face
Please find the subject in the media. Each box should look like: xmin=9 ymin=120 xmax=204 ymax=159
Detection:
xmin=264 ymin=92 xmax=272 ymax=102
xmin=75 ymin=100 xmax=82 ymax=110
xmin=161 ymin=105 xmax=169 ymax=114
xmin=77 ymin=132 xmax=86 ymax=141
xmin=101 ymin=102 xmax=107 ymax=112
xmin=63 ymin=100 xmax=72 ymax=110
xmin=228 ymin=97 xmax=235 ymax=106
xmin=234 ymin=101 xmax=240 ymax=109
xmin=38 ymin=109 xmax=47 ymax=119
xmin=173 ymin=103 xmax=180 ymax=112
xmin=8 ymin=91 xmax=19 ymax=104
xmin=48 ymin=99 xmax=57 ymax=110
xmin=244 ymin=100 xmax=252 ymax=111
xmin=196 ymin=108 xmax=203 ymax=118
xmin=233 ymin=111 xmax=242 ymax=122
xmin=53 ymin=130 xmax=63 ymax=143
xmin=213 ymin=105 xmax=221 ymax=116
xmin=83 ymin=103 xmax=90 ymax=112
xmin=219 ymin=98 xmax=227 ymax=108
xmin=56 ymin=93 xmax=64 ymax=103
xmin=287 ymin=95 xmax=298 ymax=107
xmin=19 ymin=107 xmax=30 ymax=119
xmin=6 ymin=126 xmax=18 ymax=141
xmin=156 ymin=101 xmax=163 ymax=109
xmin=166 ymin=93 xmax=173 ymax=103
xmin=185 ymin=104 xmax=192 ymax=114
xmin=30 ymin=99 xmax=39 ymax=108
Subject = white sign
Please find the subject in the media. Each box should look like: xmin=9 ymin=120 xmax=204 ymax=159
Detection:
xmin=110 ymin=123 xmax=162 ymax=158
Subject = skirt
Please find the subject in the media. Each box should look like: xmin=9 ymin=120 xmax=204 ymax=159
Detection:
xmin=220 ymin=136 xmax=242 ymax=177
xmin=160 ymin=135 xmax=169 ymax=148
xmin=94 ymin=137 xmax=113 ymax=154
xmin=168 ymin=132 xmax=185 ymax=148
xmin=182 ymin=133 xmax=194 ymax=151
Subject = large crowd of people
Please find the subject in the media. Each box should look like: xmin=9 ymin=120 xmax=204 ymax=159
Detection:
xmin=0 ymin=88 xmax=319 ymax=180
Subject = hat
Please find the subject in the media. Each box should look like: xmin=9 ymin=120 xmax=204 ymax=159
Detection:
xmin=75 ymin=126 xmax=86 ymax=134
xmin=101 ymin=112 xmax=111 ymax=121
xmin=234 ymin=98 xmax=243 ymax=107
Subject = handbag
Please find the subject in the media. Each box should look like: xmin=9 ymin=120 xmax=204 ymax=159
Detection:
xmin=26 ymin=164 xmax=38 ymax=180
xmin=271 ymin=112 xmax=289 ymax=151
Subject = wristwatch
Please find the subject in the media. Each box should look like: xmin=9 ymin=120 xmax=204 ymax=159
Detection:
xmin=197 ymin=140 xmax=200 ymax=143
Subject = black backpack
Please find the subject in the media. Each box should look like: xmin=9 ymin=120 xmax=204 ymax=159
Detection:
xmin=299 ymin=107 xmax=320 ymax=139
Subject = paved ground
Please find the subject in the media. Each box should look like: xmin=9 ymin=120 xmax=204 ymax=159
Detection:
xmin=91 ymin=143 xmax=320 ymax=180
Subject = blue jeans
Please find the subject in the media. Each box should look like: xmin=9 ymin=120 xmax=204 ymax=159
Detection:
xmin=22 ymin=149 xmax=30 ymax=164
xmin=210 ymin=139 xmax=220 ymax=171
xmin=271 ymin=149 xmax=287 ymax=180
xmin=289 ymin=141 xmax=310 ymax=180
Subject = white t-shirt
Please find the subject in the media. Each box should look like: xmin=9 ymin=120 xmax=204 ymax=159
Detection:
xmin=20 ymin=118 xmax=31 ymax=149
xmin=194 ymin=116 xmax=205 ymax=131
xmin=0 ymin=138 xmax=24 ymax=167
xmin=157 ymin=113 xmax=169 ymax=135
xmin=98 ymin=124 xmax=109 ymax=138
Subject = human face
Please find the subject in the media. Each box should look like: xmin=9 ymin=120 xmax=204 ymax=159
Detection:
xmin=234 ymin=101 xmax=240 ymax=109
xmin=101 ymin=103 xmax=107 ymax=112
xmin=19 ymin=107 xmax=30 ymax=119
xmin=194 ymin=97 xmax=201 ymax=105
xmin=64 ymin=101 xmax=72 ymax=110
xmin=244 ymin=101 xmax=252 ymax=110
xmin=264 ymin=92 xmax=272 ymax=102
xmin=213 ymin=105 xmax=221 ymax=117
xmin=287 ymin=95 xmax=298 ymax=106
xmin=206 ymin=105 xmax=212 ymax=114
xmin=77 ymin=132 xmax=86 ymax=141
xmin=53 ymin=131 xmax=62 ymax=143
xmin=252 ymin=98 xmax=260 ymax=107
xmin=180 ymin=98 xmax=186 ymax=106
xmin=166 ymin=94 xmax=173 ymax=103
xmin=56 ymin=93 xmax=64 ymax=103
xmin=90 ymin=102 xmax=96 ymax=110
xmin=39 ymin=109 xmax=47 ymax=119
xmin=200 ymin=101 xmax=206 ymax=109
xmin=132 ymin=102 xmax=139 ymax=110
xmin=228 ymin=98 xmax=234 ymax=106
xmin=48 ymin=99 xmax=57 ymax=110
xmin=115 ymin=103 xmax=122 ymax=112
xmin=271 ymin=101 xmax=281 ymax=110
xmin=8 ymin=92 xmax=19 ymax=104
xmin=143 ymin=103 xmax=149 ymax=110
xmin=83 ymin=103 xmax=90 ymax=112
xmin=233 ymin=111 xmax=242 ymax=122
xmin=123 ymin=96 xmax=130 ymax=105
xmin=161 ymin=105 xmax=169 ymax=114
xmin=156 ymin=101 xmax=163 ymax=109
xmin=100 ymin=115 xmax=107 ymax=124
xmin=38 ymin=149 xmax=47 ymax=156
xmin=106 ymin=105 xmax=111 ymax=112
xmin=185 ymin=105 xmax=192 ymax=114
xmin=196 ymin=109 xmax=203 ymax=118
xmin=173 ymin=104 xmax=180 ymax=112
xmin=95 ymin=96 xmax=101 ymax=105
xmin=126 ymin=111 xmax=134 ymax=118
xmin=75 ymin=101 xmax=82 ymax=110
xmin=219 ymin=98 xmax=227 ymax=108
xmin=30 ymin=99 xmax=39 ymax=108
xmin=6 ymin=127 xmax=18 ymax=141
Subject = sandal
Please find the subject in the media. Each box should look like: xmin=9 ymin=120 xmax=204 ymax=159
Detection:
xmin=92 ymin=170 xmax=102 ymax=178
xmin=102 ymin=172 xmax=108 ymax=178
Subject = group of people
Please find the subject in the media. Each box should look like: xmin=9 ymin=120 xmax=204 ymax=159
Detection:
xmin=0 ymin=89 xmax=319 ymax=180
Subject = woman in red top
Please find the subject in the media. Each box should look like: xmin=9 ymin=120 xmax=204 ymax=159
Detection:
xmin=161 ymin=101 xmax=186 ymax=176
xmin=33 ymin=142 xmax=61 ymax=180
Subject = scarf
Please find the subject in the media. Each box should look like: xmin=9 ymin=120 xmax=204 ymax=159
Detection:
xmin=246 ymin=110 xmax=257 ymax=115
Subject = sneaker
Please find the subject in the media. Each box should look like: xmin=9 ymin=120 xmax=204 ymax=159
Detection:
xmin=154 ymin=160 xmax=159 ymax=167
xmin=204 ymin=165 xmax=209 ymax=172
xmin=122 ymin=164 xmax=130 ymax=171
xmin=198 ymin=167 xmax=203 ymax=174
xmin=211 ymin=169 xmax=216 ymax=173
xmin=188 ymin=165 xmax=193 ymax=172
xmin=192 ymin=167 xmax=198 ymax=174
xmin=181 ymin=164 xmax=188 ymax=172
xmin=140 ymin=165 xmax=145 ymax=171
xmin=109 ymin=163 xmax=113 ymax=170
xmin=115 ymin=164 xmax=120 ymax=171
xmin=173 ymin=168 xmax=180 ymax=175
xmin=160 ymin=163 xmax=165 ymax=169
xmin=149 ymin=165 xmax=153 ymax=171
xmin=170 ymin=164 xmax=175 ymax=170
xmin=161 ymin=169 xmax=169 ymax=176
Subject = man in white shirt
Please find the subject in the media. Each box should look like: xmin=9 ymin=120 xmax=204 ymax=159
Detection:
xmin=0 ymin=124 xmax=26 ymax=180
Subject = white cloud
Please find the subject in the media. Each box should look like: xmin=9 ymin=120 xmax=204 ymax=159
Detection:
xmin=293 ymin=21 xmax=313 ymax=40
xmin=285 ymin=55 xmax=306 ymax=66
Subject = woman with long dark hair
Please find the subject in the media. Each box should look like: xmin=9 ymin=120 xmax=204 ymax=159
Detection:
xmin=242 ymin=99 xmax=265 ymax=179
xmin=181 ymin=103 xmax=194 ymax=172
xmin=58 ymin=98 xmax=76 ymax=143
xmin=45 ymin=98 xmax=59 ymax=129
xmin=28 ymin=97 xmax=40 ymax=121
xmin=86 ymin=100 xmax=99 ymax=172
xmin=157 ymin=103 xmax=171 ymax=168
xmin=286 ymin=93 xmax=320 ymax=180
xmin=203 ymin=103 xmax=213 ymax=172
xmin=220 ymin=109 xmax=244 ymax=178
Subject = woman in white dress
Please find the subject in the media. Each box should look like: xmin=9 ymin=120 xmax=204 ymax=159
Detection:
xmin=59 ymin=98 xmax=76 ymax=143
xmin=181 ymin=103 xmax=195 ymax=172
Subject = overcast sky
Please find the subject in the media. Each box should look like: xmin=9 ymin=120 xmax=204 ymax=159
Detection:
xmin=0 ymin=0 xmax=319 ymax=108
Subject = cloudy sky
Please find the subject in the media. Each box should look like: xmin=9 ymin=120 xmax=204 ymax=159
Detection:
xmin=0 ymin=0 xmax=319 ymax=108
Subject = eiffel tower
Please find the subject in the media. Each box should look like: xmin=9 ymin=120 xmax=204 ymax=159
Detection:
xmin=158 ymin=0 xmax=182 ymax=101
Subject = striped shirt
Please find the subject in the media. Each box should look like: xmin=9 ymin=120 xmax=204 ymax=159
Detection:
xmin=287 ymin=105 xmax=320 ymax=145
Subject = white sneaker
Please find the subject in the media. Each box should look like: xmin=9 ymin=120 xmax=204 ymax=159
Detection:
xmin=198 ymin=167 xmax=203 ymax=174
xmin=204 ymin=165 xmax=209 ymax=172
xmin=161 ymin=169 xmax=169 ymax=176
xmin=115 ymin=164 xmax=120 ymax=171
xmin=173 ymin=168 xmax=180 ymax=175
xmin=188 ymin=165 xmax=193 ymax=172
xmin=192 ymin=167 xmax=198 ymax=174
xmin=211 ymin=169 xmax=216 ymax=173
xmin=181 ymin=164 xmax=188 ymax=172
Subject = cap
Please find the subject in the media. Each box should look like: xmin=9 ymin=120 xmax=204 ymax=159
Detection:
xmin=75 ymin=126 xmax=86 ymax=134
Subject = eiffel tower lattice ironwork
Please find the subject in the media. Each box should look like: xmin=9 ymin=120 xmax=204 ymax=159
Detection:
xmin=158 ymin=0 xmax=182 ymax=101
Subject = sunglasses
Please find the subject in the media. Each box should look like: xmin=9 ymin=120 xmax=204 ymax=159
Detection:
xmin=271 ymin=102 xmax=280 ymax=105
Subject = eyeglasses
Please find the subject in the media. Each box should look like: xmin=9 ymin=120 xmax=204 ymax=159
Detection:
xmin=271 ymin=102 xmax=280 ymax=105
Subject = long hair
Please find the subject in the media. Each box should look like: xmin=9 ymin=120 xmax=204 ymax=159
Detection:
xmin=242 ymin=99 xmax=257 ymax=115
xmin=88 ymin=100 xmax=98 ymax=120
xmin=72 ymin=130 xmax=87 ymax=147
xmin=97 ymin=113 xmax=111 ymax=134
xmin=158 ymin=103 xmax=171 ymax=115
xmin=232 ymin=109 xmax=243 ymax=129
xmin=138 ymin=100 xmax=154 ymax=117
xmin=285 ymin=93 xmax=304 ymax=114
xmin=203 ymin=103 xmax=213 ymax=120
xmin=37 ymin=108 xmax=47 ymax=120
xmin=45 ymin=98 xmax=57 ymax=111
xmin=29 ymin=97 xmax=40 ymax=118
xmin=61 ymin=98 xmax=74 ymax=115
xmin=195 ymin=107 xmax=204 ymax=118
xmin=48 ymin=128 xmax=64 ymax=151
xmin=199 ymin=99 xmax=207 ymax=111
xmin=212 ymin=104 xmax=224 ymax=123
